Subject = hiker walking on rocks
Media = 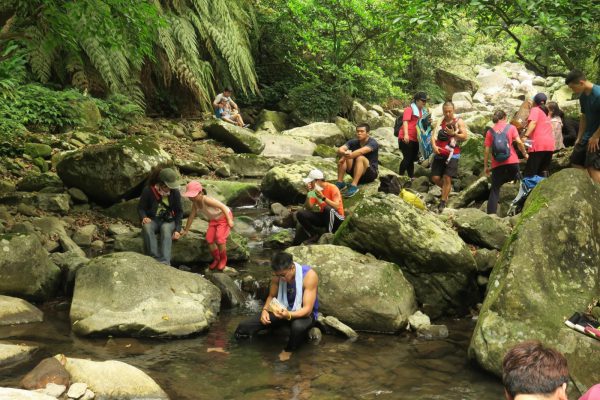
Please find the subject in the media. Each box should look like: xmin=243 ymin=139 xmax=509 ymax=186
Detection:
xmin=484 ymin=110 xmax=528 ymax=215
xmin=547 ymin=101 xmax=565 ymax=151
xmin=235 ymin=252 xmax=319 ymax=362
xmin=399 ymin=92 xmax=428 ymax=181
xmin=138 ymin=167 xmax=184 ymax=265
xmin=430 ymin=101 xmax=468 ymax=212
xmin=293 ymin=169 xmax=345 ymax=245
xmin=566 ymin=69 xmax=600 ymax=184
xmin=181 ymin=181 xmax=234 ymax=271
xmin=523 ymin=93 xmax=555 ymax=177
xmin=335 ymin=123 xmax=379 ymax=198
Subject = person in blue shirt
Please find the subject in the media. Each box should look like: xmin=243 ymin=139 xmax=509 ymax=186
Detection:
xmin=335 ymin=123 xmax=379 ymax=198
xmin=214 ymin=98 xmax=249 ymax=128
xmin=566 ymin=69 xmax=600 ymax=183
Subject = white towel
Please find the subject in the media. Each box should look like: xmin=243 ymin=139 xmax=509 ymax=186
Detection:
xmin=277 ymin=262 xmax=303 ymax=312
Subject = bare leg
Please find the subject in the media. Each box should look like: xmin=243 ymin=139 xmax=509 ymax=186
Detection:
xmin=441 ymin=175 xmax=452 ymax=202
xmin=337 ymin=157 xmax=353 ymax=182
xmin=588 ymin=167 xmax=600 ymax=184
xmin=351 ymin=156 xmax=368 ymax=186
xmin=431 ymin=175 xmax=442 ymax=188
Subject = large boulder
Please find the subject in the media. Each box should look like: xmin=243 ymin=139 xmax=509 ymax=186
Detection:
xmin=31 ymin=217 xmax=86 ymax=257
xmin=0 ymin=234 xmax=61 ymax=301
xmin=0 ymin=343 xmax=38 ymax=369
xmin=254 ymin=110 xmax=289 ymax=132
xmin=370 ymin=127 xmax=399 ymax=154
xmin=435 ymin=68 xmax=479 ymax=98
xmin=61 ymin=356 xmax=168 ymax=399
xmin=351 ymin=101 xmax=369 ymax=125
xmin=476 ymin=68 xmax=508 ymax=96
xmin=203 ymin=119 xmax=264 ymax=154
xmin=469 ymin=169 xmax=600 ymax=388
xmin=0 ymin=192 xmax=70 ymax=214
xmin=281 ymin=122 xmax=346 ymax=147
xmin=458 ymin=133 xmax=485 ymax=177
xmin=200 ymin=179 xmax=260 ymax=207
xmin=261 ymin=159 xmax=337 ymax=205
xmin=0 ymin=295 xmax=43 ymax=325
xmin=259 ymin=133 xmax=316 ymax=159
xmin=70 ymin=252 xmax=221 ymax=337
xmin=56 ymin=136 xmax=171 ymax=205
xmin=334 ymin=194 xmax=478 ymax=318
xmin=446 ymin=208 xmax=512 ymax=250
xmin=286 ymin=245 xmax=417 ymax=332
xmin=0 ymin=388 xmax=55 ymax=400
xmin=448 ymin=177 xmax=490 ymax=209
xmin=16 ymin=172 xmax=63 ymax=192
xmin=220 ymin=154 xmax=277 ymax=178
xmin=113 ymin=229 xmax=249 ymax=266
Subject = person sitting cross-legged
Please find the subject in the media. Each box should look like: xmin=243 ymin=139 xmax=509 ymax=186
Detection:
xmin=335 ymin=123 xmax=379 ymax=198
xmin=292 ymin=169 xmax=345 ymax=245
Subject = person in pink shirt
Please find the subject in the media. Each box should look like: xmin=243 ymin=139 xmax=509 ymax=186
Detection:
xmin=523 ymin=93 xmax=555 ymax=177
xmin=399 ymin=92 xmax=428 ymax=180
xmin=580 ymin=384 xmax=600 ymax=400
xmin=484 ymin=110 xmax=528 ymax=215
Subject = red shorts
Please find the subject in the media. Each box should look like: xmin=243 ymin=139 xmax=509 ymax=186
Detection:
xmin=206 ymin=211 xmax=232 ymax=244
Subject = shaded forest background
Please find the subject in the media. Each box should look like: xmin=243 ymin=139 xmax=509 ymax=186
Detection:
xmin=0 ymin=0 xmax=598 ymax=137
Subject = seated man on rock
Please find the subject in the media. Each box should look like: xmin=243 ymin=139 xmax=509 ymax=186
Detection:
xmin=137 ymin=167 xmax=183 ymax=265
xmin=292 ymin=168 xmax=345 ymax=245
xmin=235 ymin=252 xmax=319 ymax=361
xmin=502 ymin=340 xmax=569 ymax=400
xmin=335 ymin=123 xmax=379 ymax=198
xmin=215 ymin=98 xmax=248 ymax=127
xmin=213 ymin=87 xmax=238 ymax=111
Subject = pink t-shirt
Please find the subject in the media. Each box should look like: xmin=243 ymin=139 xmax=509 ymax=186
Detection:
xmin=527 ymin=106 xmax=555 ymax=152
xmin=580 ymin=384 xmax=600 ymax=400
xmin=485 ymin=121 xmax=520 ymax=169
xmin=401 ymin=106 xmax=421 ymax=142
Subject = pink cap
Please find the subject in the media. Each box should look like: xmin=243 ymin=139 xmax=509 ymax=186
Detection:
xmin=580 ymin=384 xmax=600 ymax=400
xmin=182 ymin=181 xmax=203 ymax=197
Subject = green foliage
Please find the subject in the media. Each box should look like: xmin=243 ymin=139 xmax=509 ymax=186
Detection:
xmin=94 ymin=94 xmax=143 ymax=126
xmin=0 ymin=42 xmax=27 ymax=99
xmin=287 ymin=79 xmax=351 ymax=121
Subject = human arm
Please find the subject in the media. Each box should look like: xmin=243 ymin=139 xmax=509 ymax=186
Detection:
xmin=261 ymin=277 xmax=280 ymax=325
xmin=344 ymin=144 xmax=373 ymax=159
xmin=483 ymin=145 xmax=491 ymax=176
xmin=138 ymin=187 xmax=153 ymax=225
xmin=575 ymin=114 xmax=586 ymax=145
xmin=402 ymin=107 xmax=411 ymax=143
xmin=513 ymin=134 xmax=529 ymax=160
xmin=523 ymin=120 xmax=536 ymax=139
xmin=287 ymin=269 xmax=318 ymax=320
xmin=587 ymin=121 xmax=600 ymax=152
xmin=402 ymin=121 xmax=410 ymax=143
xmin=454 ymin=119 xmax=468 ymax=141
xmin=431 ymin=119 xmax=441 ymax=154
xmin=180 ymin=202 xmax=197 ymax=236
xmin=229 ymin=99 xmax=239 ymax=110
xmin=314 ymin=185 xmax=341 ymax=211
xmin=337 ymin=144 xmax=349 ymax=157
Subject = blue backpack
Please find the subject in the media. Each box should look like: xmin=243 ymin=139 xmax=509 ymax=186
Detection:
xmin=490 ymin=125 xmax=511 ymax=162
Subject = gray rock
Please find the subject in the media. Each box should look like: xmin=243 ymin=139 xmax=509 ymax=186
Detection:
xmin=49 ymin=251 xmax=90 ymax=294
xmin=334 ymin=193 xmax=478 ymax=318
xmin=0 ymin=295 xmax=43 ymax=325
xmin=259 ymin=133 xmax=316 ymax=159
xmin=221 ymin=154 xmax=276 ymax=178
xmin=0 ymin=388 xmax=55 ymax=399
xmin=370 ymin=127 xmax=398 ymax=154
xmin=452 ymin=92 xmax=473 ymax=103
xmin=334 ymin=117 xmax=356 ymax=141
xmin=70 ymin=252 xmax=221 ymax=337
xmin=255 ymin=110 xmax=288 ymax=132
xmin=264 ymin=230 xmax=294 ymax=248
xmin=408 ymin=311 xmax=431 ymax=331
xmin=447 ymin=208 xmax=512 ymax=250
xmin=203 ymin=119 xmax=264 ymax=154
xmin=308 ymin=326 xmax=322 ymax=343
xmin=417 ymin=324 xmax=449 ymax=339
xmin=176 ymin=159 xmax=210 ymax=176
xmin=412 ymin=176 xmax=430 ymax=193
xmin=56 ymin=136 xmax=172 ymax=205
xmin=351 ymin=101 xmax=369 ymax=125
xmin=205 ymin=272 xmax=245 ymax=308
xmin=24 ymin=143 xmax=53 ymax=159
xmin=90 ymin=240 xmax=104 ymax=251
xmin=81 ymin=389 xmax=95 ymax=400
xmin=107 ymin=223 xmax=133 ymax=236
xmin=16 ymin=172 xmax=63 ymax=192
xmin=32 ymin=217 xmax=86 ymax=257
xmin=0 ymin=192 xmax=70 ymax=214
xmin=0 ymin=343 xmax=38 ymax=368
xmin=36 ymin=383 xmax=66 ymax=398
xmin=469 ymin=169 xmax=600 ymax=388
xmin=17 ymin=203 xmax=39 ymax=217
xmin=67 ymin=382 xmax=88 ymax=399
xmin=73 ymin=224 xmax=97 ymax=247
xmin=473 ymin=248 xmax=499 ymax=272
xmin=322 ymin=316 xmax=358 ymax=339
xmin=0 ymin=234 xmax=61 ymax=301
xmin=435 ymin=69 xmax=479 ymax=97
xmin=200 ymin=179 xmax=261 ymax=207
xmin=281 ymin=122 xmax=346 ymax=147
xmin=61 ymin=356 xmax=168 ymax=399
xmin=447 ymin=177 xmax=489 ymax=209
xmin=286 ymin=245 xmax=417 ymax=332
xmin=67 ymin=187 xmax=88 ymax=203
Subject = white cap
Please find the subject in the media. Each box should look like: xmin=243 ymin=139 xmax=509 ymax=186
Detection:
xmin=302 ymin=169 xmax=324 ymax=183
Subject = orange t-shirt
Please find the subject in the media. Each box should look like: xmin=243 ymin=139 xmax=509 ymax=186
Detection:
xmin=308 ymin=182 xmax=344 ymax=217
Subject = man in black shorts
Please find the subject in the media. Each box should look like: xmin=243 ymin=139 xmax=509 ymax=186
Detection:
xmin=566 ymin=69 xmax=600 ymax=183
xmin=335 ymin=123 xmax=379 ymax=198
xmin=430 ymin=101 xmax=468 ymax=212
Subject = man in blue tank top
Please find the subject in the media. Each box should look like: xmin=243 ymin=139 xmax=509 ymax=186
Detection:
xmin=235 ymin=252 xmax=319 ymax=361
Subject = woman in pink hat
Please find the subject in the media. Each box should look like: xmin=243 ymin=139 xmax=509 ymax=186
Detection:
xmin=181 ymin=181 xmax=234 ymax=271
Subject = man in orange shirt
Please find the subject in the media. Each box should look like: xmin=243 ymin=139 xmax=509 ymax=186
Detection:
xmin=292 ymin=169 xmax=345 ymax=245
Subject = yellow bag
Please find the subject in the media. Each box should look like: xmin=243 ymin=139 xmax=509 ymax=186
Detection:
xmin=400 ymin=188 xmax=426 ymax=210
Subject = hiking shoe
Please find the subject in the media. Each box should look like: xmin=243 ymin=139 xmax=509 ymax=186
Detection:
xmin=564 ymin=312 xmax=581 ymax=329
xmin=335 ymin=181 xmax=347 ymax=191
xmin=243 ymin=124 xmax=250 ymax=128
xmin=344 ymin=184 xmax=359 ymax=198
xmin=438 ymin=200 xmax=446 ymax=213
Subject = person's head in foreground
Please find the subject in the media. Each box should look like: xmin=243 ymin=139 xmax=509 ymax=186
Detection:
xmin=502 ymin=340 xmax=569 ymax=400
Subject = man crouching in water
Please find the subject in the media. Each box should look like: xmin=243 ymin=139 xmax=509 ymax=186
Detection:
xmin=235 ymin=252 xmax=319 ymax=361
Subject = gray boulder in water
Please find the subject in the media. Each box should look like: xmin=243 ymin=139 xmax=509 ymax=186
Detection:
xmin=286 ymin=244 xmax=417 ymax=333
xmin=70 ymin=252 xmax=221 ymax=337
xmin=333 ymin=193 xmax=478 ymax=318
xmin=468 ymin=169 xmax=600 ymax=389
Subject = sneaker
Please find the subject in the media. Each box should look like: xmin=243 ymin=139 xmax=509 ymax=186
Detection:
xmin=438 ymin=200 xmax=446 ymax=213
xmin=564 ymin=312 xmax=581 ymax=329
xmin=344 ymin=184 xmax=359 ymax=198
xmin=243 ymin=124 xmax=250 ymax=128
xmin=335 ymin=181 xmax=347 ymax=191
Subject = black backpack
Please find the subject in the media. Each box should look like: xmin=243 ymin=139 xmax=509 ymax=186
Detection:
xmin=393 ymin=116 xmax=403 ymax=137
xmin=378 ymin=175 xmax=401 ymax=195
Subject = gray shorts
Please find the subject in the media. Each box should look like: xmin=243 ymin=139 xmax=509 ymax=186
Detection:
xmin=570 ymin=142 xmax=600 ymax=170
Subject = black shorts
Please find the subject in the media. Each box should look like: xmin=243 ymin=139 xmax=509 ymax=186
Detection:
xmin=431 ymin=156 xmax=459 ymax=178
xmin=350 ymin=163 xmax=378 ymax=184
xmin=523 ymin=151 xmax=553 ymax=177
xmin=570 ymin=142 xmax=600 ymax=170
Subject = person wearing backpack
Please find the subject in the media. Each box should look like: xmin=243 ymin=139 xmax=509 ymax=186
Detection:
xmin=484 ymin=110 xmax=528 ymax=215
xmin=522 ymin=93 xmax=555 ymax=177
xmin=399 ymin=92 xmax=428 ymax=181
xmin=430 ymin=101 xmax=468 ymax=212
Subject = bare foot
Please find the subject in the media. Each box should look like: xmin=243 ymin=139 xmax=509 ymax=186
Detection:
xmin=279 ymin=351 xmax=292 ymax=362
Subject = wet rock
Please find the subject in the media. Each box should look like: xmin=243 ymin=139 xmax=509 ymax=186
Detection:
xmin=0 ymin=388 xmax=56 ymax=399
xmin=287 ymin=245 xmax=417 ymax=332
xmin=447 ymin=176 xmax=489 ymax=209
xmin=72 ymin=224 xmax=97 ymax=247
xmin=264 ymin=230 xmax=294 ymax=249
xmin=49 ymin=251 xmax=89 ymax=294
xmin=308 ymin=326 xmax=322 ymax=343
xmin=70 ymin=252 xmax=221 ymax=337
xmin=203 ymin=119 xmax=264 ymax=154
xmin=322 ymin=316 xmax=358 ymax=340
xmin=0 ymin=234 xmax=61 ymax=301
xmin=200 ymin=179 xmax=260 ymax=207
xmin=417 ymin=324 xmax=449 ymax=340
xmin=0 ymin=295 xmax=43 ymax=325
xmin=60 ymin=356 xmax=167 ymax=399
xmin=469 ymin=169 xmax=600 ymax=388
xmin=408 ymin=311 xmax=431 ymax=331
xmin=56 ymin=136 xmax=172 ymax=205
xmin=21 ymin=356 xmax=70 ymax=390
xmin=270 ymin=203 xmax=293 ymax=228
xmin=67 ymin=382 xmax=88 ymax=399
xmin=16 ymin=172 xmax=63 ymax=192
xmin=205 ymin=272 xmax=245 ymax=308
xmin=447 ymin=208 xmax=511 ymax=250
xmin=0 ymin=343 xmax=38 ymax=368
xmin=334 ymin=193 xmax=478 ymax=318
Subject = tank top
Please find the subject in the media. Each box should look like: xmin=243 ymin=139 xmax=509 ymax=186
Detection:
xmin=197 ymin=197 xmax=228 ymax=220
xmin=286 ymin=265 xmax=319 ymax=319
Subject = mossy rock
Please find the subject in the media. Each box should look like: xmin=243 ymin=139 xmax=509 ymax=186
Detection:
xmin=24 ymin=143 xmax=52 ymax=159
xmin=203 ymin=119 xmax=264 ymax=154
xmin=312 ymin=144 xmax=337 ymax=158
xmin=200 ymin=179 xmax=261 ymax=207
xmin=264 ymin=229 xmax=294 ymax=249
xmin=255 ymin=110 xmax=289 ymax=132
xmin=76 ymin=99 xmax=102 ymax=131
xmin=459 ymin=133 xmax=485 ymax=177
xmin=220 ymin=154 xmax=277 ymax=178
xmin=16 ymin=172 xmax=63 ymax=192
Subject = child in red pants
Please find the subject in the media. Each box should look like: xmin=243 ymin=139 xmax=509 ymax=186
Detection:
xmin=181 ymin=181 xmax=234 ymax=271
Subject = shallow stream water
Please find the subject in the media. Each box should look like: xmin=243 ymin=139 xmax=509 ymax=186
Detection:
xmin=0 ymin=206 xmax=504 ymax=399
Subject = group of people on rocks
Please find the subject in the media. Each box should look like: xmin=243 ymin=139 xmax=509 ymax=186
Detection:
xmin=395 ymin=69 xmax=600 ymax=214
xmin=135 ymin=68 xmax=599 ymax=361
